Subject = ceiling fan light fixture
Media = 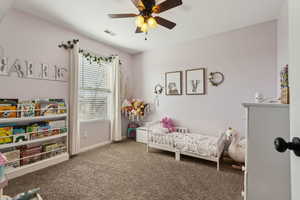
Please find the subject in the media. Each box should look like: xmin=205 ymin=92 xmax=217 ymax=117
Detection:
xmin=135 ymin=15 xmax=144 ymax=27
xmin=141 ymin=23 xmax=148 ymax=32
xmin=147 ymin=17 xmax=157 ymax=28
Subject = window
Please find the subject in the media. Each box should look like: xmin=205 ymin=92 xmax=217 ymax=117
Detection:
xmin=79 ymin=54 xmax=112 ymax=121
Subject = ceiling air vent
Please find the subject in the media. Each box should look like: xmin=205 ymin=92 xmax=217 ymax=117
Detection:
xmin=104 ymin=29 xmax=116 ymax=36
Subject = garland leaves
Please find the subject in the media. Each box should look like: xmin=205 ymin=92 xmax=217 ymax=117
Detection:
xmin=79 ymin=49 xmax=122 ymax=65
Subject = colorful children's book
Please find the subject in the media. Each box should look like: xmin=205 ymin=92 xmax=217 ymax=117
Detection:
xmin=0 ymin=126 xmax=13 ymax=144
xmin=3 ymin=150 xmax=20 ymax=169
xmin=49 ymin=99 xmax=66 ymax=114
xmin=19 ymin=145 xmax=42 ymax=166
xmin=13 ymin=126 xmax=28 ymax=143
xmin=49 ymin=120 xmax=67 ymax=134
xmin=0 ymin=99 xmax=18 ymax=118
xmin=18 ymin=101 xmax=35 ymax=117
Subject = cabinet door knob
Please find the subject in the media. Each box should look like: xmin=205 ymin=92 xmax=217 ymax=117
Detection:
xmin=274 ymin=137 xmax=300 ymax=157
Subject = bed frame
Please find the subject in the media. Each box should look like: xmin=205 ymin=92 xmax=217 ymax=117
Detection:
xmin=146 ymin=126 xmax=226 ymax=171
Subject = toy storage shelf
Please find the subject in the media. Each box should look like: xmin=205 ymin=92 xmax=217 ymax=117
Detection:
xmin=0 ymin=133 xmax=68 ymax=150
xmin=0 ymin=114 xmax=67 ymax=124
xmin=0 ymin=110 xmax=69 ymax=180
xmin=6 ymin=152 xmax=69 ymax=180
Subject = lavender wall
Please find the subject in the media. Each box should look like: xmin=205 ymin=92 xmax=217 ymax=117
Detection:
xmin=277 ymin=1 xmax=289 ymax=96
xmin=0 ymin=0 xmax=14 ymax=22
xmin=132 ymin=21 xmax=277 ymax=136
xmin=0 ymin=9 xmax=133 ymax=149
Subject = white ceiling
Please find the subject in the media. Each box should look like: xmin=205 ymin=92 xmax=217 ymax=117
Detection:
xmin=13 ymin=0 xmax=284 ymax=54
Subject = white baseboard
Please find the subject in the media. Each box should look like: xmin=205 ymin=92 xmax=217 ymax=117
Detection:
xmin=79 ymin=141 xmax=112 ymax=154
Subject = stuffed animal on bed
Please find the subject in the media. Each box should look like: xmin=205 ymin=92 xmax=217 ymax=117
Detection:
xmin=160 ymin=117 xmax=176 ymax=133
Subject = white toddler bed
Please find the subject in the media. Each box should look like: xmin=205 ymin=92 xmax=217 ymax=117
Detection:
xmin=147 ymin=126 xmax=226 ymax=171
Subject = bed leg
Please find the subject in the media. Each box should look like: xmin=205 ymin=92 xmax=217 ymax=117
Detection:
xmin=217 ymin=159 xmax=220 ymax=171
xmin=175 ymin=151 xmax=180 ymax=161
xmin=147 ymin=144 xmax=149 ymax=153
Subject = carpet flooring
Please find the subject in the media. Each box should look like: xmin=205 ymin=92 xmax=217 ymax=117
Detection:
xmin=5 ymin=140 xmax=243 ymax=200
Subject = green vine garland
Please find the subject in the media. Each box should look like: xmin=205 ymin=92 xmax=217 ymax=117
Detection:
xmin=79 ymin=49 xmax=122 ymax=65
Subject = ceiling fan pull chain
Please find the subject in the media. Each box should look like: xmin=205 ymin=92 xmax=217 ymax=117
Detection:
xmin=145 ymin=32 xmax=148 ymax=41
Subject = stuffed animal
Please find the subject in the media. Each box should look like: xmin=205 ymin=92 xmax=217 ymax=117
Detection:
xmin=226 ymin=127 xmax=246 ymax=164
xmin=160 ymin=117 xmax=176 ymax=133
xmin=12 ymin=188 xmax=42 ymax=200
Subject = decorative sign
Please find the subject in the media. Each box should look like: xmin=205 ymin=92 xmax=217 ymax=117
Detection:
xmin=0 ymin=56 xmax=68 ymax=82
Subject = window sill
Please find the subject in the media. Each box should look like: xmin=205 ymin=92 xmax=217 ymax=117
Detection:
xmin=80 ymin=119 xmax=111 ymax=123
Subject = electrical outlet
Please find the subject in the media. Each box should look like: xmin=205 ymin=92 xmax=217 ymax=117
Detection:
xmin=83 ymin=131 xmax=88 ymax=139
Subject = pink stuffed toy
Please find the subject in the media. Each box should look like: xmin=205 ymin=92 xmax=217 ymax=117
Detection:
xmin=160 ymin=117 xmax=176 ymax=133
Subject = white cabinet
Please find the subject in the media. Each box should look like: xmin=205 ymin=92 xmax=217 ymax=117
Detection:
xmin=136 ymin=127 xmax=148 ymax=144
xmin=243 ymin=103 xmax=290 ymax=200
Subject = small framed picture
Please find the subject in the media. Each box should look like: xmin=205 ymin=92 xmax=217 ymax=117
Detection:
xmin=185 ymin=68 xmax=206 ymax=95
xmin=165 ymin=71 xmax=182 ymax=96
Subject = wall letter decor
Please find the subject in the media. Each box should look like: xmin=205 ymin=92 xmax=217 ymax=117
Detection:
xmin=55 ymin=65 xmax=68 ymax=82
xmin=0 ymin=56 xmax=68 ymax=82
xmin=0 ymin=57 xmax=8 ymax=76
xmin=25 ymin=60 xmax=35 ymax=78
xmin=9 ymin=59 xmax=25 ymax=78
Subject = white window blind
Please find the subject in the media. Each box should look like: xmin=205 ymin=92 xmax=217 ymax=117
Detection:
xmin=79 ymin=54 xmax=111 ymax=121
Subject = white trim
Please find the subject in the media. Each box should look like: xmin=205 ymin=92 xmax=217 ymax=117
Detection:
xmin=80 ymin=119 xmax=110 ymax=123
xmin=242 ymin=102 xmax=289 ymax=108
xmin=0 ymin=133 xmax=68 ymax=150
xmin=79 ymin=141 xmax=112 ymax=153
xmin=6 ymin=153 xmax=69 ymax=180
xmin=0 ymin=114 xmax=67 ymax=124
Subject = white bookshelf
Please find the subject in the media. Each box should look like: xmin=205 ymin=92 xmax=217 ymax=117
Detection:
xmin=6 ymin=153 xmax=69 ymax=180
xmin=0 ymin=114 xmax=67 ymax=124
xmin=0 ymin=110 xmax=69 ymax=180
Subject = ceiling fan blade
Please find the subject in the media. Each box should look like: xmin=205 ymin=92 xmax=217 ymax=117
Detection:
xmin=135 ymin=27 xmax=143 ymax=33
xmin=108 ymin=14 xmax=137 ymax=18
xmin=155 ymin=16 xmax=176 ymax=29
xmin=154 ymin=0 xmax=183 ymax=13
xmin=131 ymin=0 xmax=145 ymax=11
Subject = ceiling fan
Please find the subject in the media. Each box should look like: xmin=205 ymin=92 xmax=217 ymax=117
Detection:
xmin=108 ymin=0 xmax=183 ymax=33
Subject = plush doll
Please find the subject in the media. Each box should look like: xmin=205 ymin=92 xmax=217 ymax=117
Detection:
xmin=226 ymin=127 xmax=246 ymax=167
xmin=160 ymin=117 xmax=176 ymax=133
xmin=12 ymin=188 xmax=42 ymax=200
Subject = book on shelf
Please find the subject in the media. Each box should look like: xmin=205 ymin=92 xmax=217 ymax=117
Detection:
xmin=0 ymin=98 xmax=67 ymax=119
xmin=3 ymin=150 xmax=20 ymax=170
xmin=0 ymin=98 xmax=68 ymax=177
xmin=0 ymin=126 xmax=13 ymax=144
xmin=0 ymin=99 xmax=18 ymax=119
xmin=18 ymin=101 xmax=35 ymax=118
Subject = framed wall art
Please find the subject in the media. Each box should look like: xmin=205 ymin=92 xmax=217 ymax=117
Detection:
xmin=185 ymin=68 xmax=206 ymax=95
xmin=165 ymin=71 xmax=182 ymax=96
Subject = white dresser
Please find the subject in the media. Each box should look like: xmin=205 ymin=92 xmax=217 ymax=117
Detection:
xmin=243 ymin=103 xmax=290 ymax=200
xmin=136 ymin=127 xmax=148 ymax=144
